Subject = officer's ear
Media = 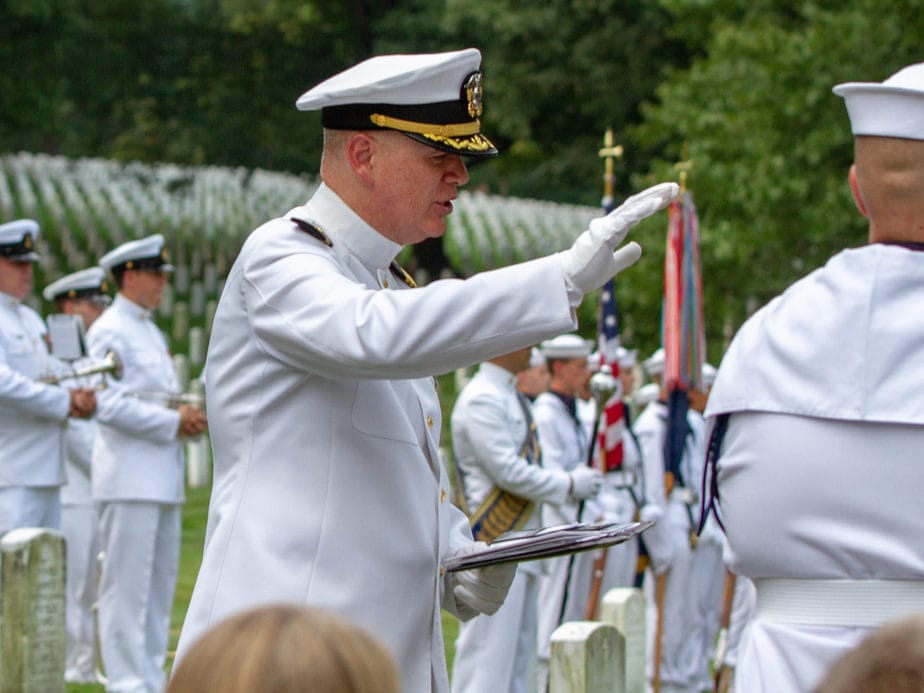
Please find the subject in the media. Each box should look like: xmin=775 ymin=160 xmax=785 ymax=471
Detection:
xmin=346 ymin=133 xmax=376 ymax=185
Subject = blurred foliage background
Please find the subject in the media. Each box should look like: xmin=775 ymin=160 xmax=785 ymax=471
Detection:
xmin=2 ymin=0 xmax=922 ymax=361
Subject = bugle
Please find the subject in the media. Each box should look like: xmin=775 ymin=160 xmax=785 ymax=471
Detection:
xmin=41 ymin=351 xmax=123 ymax=384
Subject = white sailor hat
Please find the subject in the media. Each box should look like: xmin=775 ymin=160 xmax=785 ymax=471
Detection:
xmin=634 ymin=382 xmax=660 ymax=408
xmin=529 ymin=347 xmax=546 ymax=368
xmin=99 ymin=234 xmax=174 ymax=275
xmin=643 ymin=347 xmax=665 ymax=377
xmin=541 ymin=334 xmax=593 ymax=360
xmin=296 ymin=48 xmax=498 ymax=158
xmin=43 ymin=267 xmax=111 ymax=303
xmin=616 ymin=346 xmax=638 ymax=369
xmin=833 ymin=62 xmax=924 ymax=141
xmin=0 ymin=219 xmax=40 ymax=263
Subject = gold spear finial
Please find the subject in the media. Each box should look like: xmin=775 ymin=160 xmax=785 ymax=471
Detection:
xmin=675 ymin=142 xmax=693 ymax=195
xmin=598 ymin=127 xmax=624 ymax=205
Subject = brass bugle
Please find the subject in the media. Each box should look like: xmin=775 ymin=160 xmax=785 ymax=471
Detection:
xmin=41 ymin=351 xmax=123 ymax=384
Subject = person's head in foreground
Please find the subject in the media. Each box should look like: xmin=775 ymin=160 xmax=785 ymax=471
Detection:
xmin=167 ymin=604 xmax=400 ymax=693
xmin=813 ymin=612 xmax=924 ymax=693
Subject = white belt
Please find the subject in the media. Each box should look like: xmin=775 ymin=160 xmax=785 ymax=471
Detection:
xmin=754 ymin=578 xmax=924 ymax=628
xmin=669 ymin=486 xmax=698 ymax=506
xmin=606 ymin=470 xmax=637 ymax=488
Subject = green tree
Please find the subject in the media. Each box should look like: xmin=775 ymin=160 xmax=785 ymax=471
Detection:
xmin=621 ymin=0 xmax=924 ymax=360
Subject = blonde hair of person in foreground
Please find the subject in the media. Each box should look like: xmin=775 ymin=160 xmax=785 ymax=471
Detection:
xmin=167 ymin=604 xmax=400 ymax=693
xmin=813 ymin=612 xmax=924 ymax=693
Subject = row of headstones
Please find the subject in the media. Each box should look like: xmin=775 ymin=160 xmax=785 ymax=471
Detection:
xmin=548 ymin=587 xmax=646 ymax=693
xmin=0 ymin=527 xmax=643 ymax=693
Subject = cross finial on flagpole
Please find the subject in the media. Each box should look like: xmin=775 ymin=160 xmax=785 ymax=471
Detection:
xmin=675 ymin=141 xmax=693 ymax=195
xmin=598 ymin=127 xmax=624 ymax=206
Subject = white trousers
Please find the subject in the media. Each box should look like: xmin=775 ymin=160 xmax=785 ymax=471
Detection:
xmin=646 ymin=539 xmax=699 ymax=693
xmin=97 ymin=501 xmax=180 ymax=693
xmin=0 ymin=486 xmax=60 ymax=536
xmin=451 ymin=568 xmax=538 ymax=693
xmin=62 ymin=502 xmax=101 ymax=683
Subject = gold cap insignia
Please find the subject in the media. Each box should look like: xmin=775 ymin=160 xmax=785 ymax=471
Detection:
xmin=464 ymin=72 xmax=483 ymax=119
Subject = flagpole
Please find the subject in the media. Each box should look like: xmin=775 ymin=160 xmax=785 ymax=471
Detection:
xmin=654 ymin=145 xmax=704 ymax=693
xmin=556 ymin=129 xmax=623 ymax=633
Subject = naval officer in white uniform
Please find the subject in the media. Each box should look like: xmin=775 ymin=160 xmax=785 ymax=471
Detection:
xmin=0 ymin=219 xmax=96 ymax=536
xmin=44 ymin=267 xmax=111 ymax=683
xmin=87 ymin=235 xmax=207 ymax=693
xmin=174 ymin=48 xmax=677 ymax=693
xmin=705 ymin=62 xmax=924 ymax=693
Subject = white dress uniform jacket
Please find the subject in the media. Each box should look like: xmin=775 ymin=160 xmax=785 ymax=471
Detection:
xmin=177 ymin=184 xmax=577 ymax=693
xmin=0 ymin=292 xmax=69 ymax=489
xmin=706 ymin=244 xmax=924 ymax=693
xmin=634 ymin=399 xmax=702 ymax=693
xmin=86 ymin=294 xmax=184 ymax=503
xmin=450 ymin=361 xmax=571 ymax=693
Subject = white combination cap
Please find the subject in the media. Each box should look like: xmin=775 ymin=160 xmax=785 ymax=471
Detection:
xmin=643 ymin=347 xmax=665 ymax=377
xmin=833 ymin=62 xmax=924 ymax=141
xmin=99 ymin=234 xmax=174 ymax=274
xmin=43 ymin=266 xmax=110 ymax=302
xmin=541 ymin=334 xmax=593 ymax=360
xmin=296 ymin=48 xmax=497 ymax=158
xmin=529 ymin=347 xmax=546 ymax=368
xmin=0 ymin=218 xmax=40 ymax=262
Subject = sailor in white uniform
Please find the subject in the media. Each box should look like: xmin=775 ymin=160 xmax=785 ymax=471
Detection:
xmin=43 ymin=267 xmax=111 ymax=683
xmin=87 ymin=235 xmax=207 ymax=693
xmin=705 ymin=62 xmax=924 ymax=693
xmin=0 ymin=219 xmax=96 ymax=536
xmin=634 ymin=347 xmax=706 ymax=693
xmin=449 ymin=347 xmax=599 ymax=693
xmin=533 ymin=334 xmax=602 ymax=690
xmin=173 ymin=49 xmax=676 ymax=693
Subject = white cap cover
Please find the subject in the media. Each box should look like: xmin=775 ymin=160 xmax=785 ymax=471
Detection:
xmin=833 ymin=62 xmax=924 ymax=141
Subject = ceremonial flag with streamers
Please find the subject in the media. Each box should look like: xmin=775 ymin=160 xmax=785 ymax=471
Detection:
xmin=597 ymin=278 xmax=626 ymax=472
xmin=661 ymin=190 xmax=705 ymax=492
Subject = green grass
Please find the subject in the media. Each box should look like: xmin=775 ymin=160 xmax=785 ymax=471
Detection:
xmin=66 ymin=481 xmax=462 ymax=692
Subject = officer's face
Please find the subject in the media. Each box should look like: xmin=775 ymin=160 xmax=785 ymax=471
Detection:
xmin=369 ymin=132 xmax=469 ymax=244
xmin=124 ymin=268 xmax=168 ymax=311
xmin=0 ymin=257 xmax=34 ymax=300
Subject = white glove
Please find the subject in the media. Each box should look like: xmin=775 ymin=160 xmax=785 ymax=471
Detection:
xmin=450 ymin=542 xmax=517 ymax=620
xmin=559 ymin=182 xmax=679 ymax=303
xmin=639 ymin=503 xmax=663 ymax=524
xmin=569 ymin=466 xmax=603 ymax=500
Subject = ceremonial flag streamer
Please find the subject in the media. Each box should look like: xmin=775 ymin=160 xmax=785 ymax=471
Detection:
xmin=661 ymin=189 xmax=705 ymax=494
xmin=597 ymin=279 xmax=625 ymax=472
xmin=594 ymin=127 xmax=627 ymax=474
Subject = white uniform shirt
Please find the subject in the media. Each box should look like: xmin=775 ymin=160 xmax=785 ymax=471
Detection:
xmin=633 ymin=400 xmax=700 ymax=572
xmin=0 ymin=292 xmax=69 ymax=486
xmin=533 ymin=391 xmax=588 ymax=527
xmin=706 ymin=244 xmax=924 ymax=693
xmin=177 ymin=183 xmax=577 ymax=693
xmin=86 ymin=294 xmax=184 ymax=503
xmin=452 ymin=361 xmax=571 ymax=526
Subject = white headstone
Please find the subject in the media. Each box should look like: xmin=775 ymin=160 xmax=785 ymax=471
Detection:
xmin=600 ymin=587 xmax=646 ymax=693
xmin=549 ymin=620 xmax=624 ymax=693
xmin=188 ymin=327 xmax=205 ymax=366
xmin=0 ymin=528 xmax=67 ymax=692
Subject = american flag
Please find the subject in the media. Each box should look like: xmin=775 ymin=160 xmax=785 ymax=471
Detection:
xmin=597 ymin=278 xmax=626 ymax=472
